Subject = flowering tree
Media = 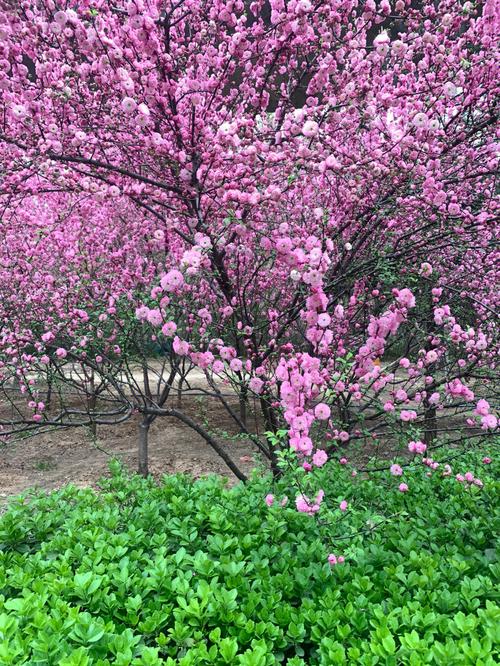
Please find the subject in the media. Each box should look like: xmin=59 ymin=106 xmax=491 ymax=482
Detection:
xmin=0 ymin=0 xmax=498 ymax=508
xmin=0 ymin=195 xmax=155 ymax=435
xmin=0 ymin=193 xmax=255 ymax=479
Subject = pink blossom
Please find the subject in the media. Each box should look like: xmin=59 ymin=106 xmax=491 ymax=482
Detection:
xmin=162 ymin=321 xmax=177 ymax=337
xmin=219 ymin=346 xmax=235 ymax=361
xmin=312 ymin=449 xmax=328 ymax=467
xmin=334 ymin=305 xmax=344 ymax=320
xmin=413 ymin=112 xmax=428 ymax=128
xmin=428 ymin=392 xmax=440 ymax=405
xmin=56 ymin=348 xmax=67 ymax=359
xmin=425 ymin=350 xmax=438 ymax=364
xmin=212 ymin=360 xmax=224 ymax=374
xmin=249 ymin=377 xmax=264 ymax=394
xmin=147 ymin=308 xmax=162 ymax=326
xmin=314 ymin=403 xmax=331 ymax=420
xmin=302 ymin=120 xmax=319 ymax=137
xmin=390 ymin=464 xmax=403 ymax=476
xmin=408 ymin=440 xmax=427 ymax=455
xmin=160 ymin=269 xmax=184 ymax=292
xmin=482 ymin=457 xmax=492 ymax=464
xmin=121 ymin=97 xmax=137 ymax=114
xmin=11 ymin=104 xmax=27 ymax=119
xmin=443 ymin=81 xmax=457 ymax=97
xmin=296 ymin=489 xmax=324 ymax=515
xmin=135 ymin=306 xmax=149 ymax=321
xmin=400 ymin=410 xmax=417 ymax=422
xmin=172 ymin=336 xmax=189 ymax=356
xmin=265 ymin=494 xmax=274 ymax=507
xmin=475 ymin=399 xmax=490 ymax=416
xmin=229 ymin=358 xmax=243 ymax=372
xmin=276 ymin=237 xmax=292 ymax=253
xmin=395 ymin=288 xmax=416 ymax=309
xmin=339 ymin=500 xmax=348 ymax=511
xmin=328 ymin=554 xmax=344 ymax=566
xmin=296 ymin=437 xmax=313 ymax=456
xmin=317 ymin=313 xmax=331 ymax=328
xmin=481 ymin=414 xmax=497 ymax=430
xmin=398 ymin=483 xmax=409 ymax=492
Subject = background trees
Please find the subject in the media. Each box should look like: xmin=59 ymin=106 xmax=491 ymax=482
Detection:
xmin=0 ymin=0 xmax=497 ymax=494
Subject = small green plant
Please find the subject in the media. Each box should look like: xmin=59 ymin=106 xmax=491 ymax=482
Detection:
xmin=33 ymin=458 xmax=57 ymax=472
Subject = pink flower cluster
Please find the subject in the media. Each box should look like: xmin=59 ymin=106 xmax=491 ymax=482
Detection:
xmin=408 ymin=440 xmax=427 ymax=455
xmin=295 ymin=490 xmax=325 ymax=515
xmin=474 ymin=400 xmax=498 ymax=430
xmin=455 ymin=472 xmax=484 ymax=488
xmin=328 ymin=554 xmax=345 ymax=566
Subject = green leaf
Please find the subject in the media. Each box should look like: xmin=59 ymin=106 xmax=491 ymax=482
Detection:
xmin=381 ymin=633 xmax=396 ymax=655
xmin=219 ymin=637 xmax=238 ymax=663
xmin=58 ymin=647 xmax=91 ymax=666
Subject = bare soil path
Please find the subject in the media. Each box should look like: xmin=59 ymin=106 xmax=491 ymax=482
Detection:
xmin=0 ymin=399 xmax=258 ymax=503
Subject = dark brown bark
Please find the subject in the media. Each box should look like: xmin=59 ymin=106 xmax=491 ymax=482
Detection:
xmin=138 ymin=417 xmax=151 ymax=477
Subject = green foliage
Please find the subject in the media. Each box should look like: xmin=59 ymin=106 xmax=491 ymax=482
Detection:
xmin=0 ymin=448 xmax=498 ymax=665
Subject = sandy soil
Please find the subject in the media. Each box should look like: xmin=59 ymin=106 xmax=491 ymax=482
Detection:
xmin=0 ymin=398 xmax=259 ymax=503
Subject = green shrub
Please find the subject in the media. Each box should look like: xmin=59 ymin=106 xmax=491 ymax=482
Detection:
xmin=0 ymin=446 xmax=498 ymax=665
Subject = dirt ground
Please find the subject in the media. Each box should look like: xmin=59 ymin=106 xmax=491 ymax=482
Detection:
xmin=0 ymin=363 xmax=485 ymax=504
xmin=0 ymin=398 xmax=260 ymax=504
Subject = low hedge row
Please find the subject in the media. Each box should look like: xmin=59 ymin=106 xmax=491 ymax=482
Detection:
xmin=0 ymin=445 xmax=498 ymax=665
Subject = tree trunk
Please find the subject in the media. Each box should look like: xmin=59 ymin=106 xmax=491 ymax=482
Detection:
xmin=239 ymin=385 xmax=248 ymax=428
xmin=45 ymin=377 xmax=52 ymax=411
xmin=177 ymin=375 xmax=183 ymax=408
xmin=259 ymin=395 xmax=282 ymax=478
xmin=87 ymin=370 xmax=97 ymax=437
xmin=423 ymin=399 xmax=437 ymax=446
xmin=138 ymin=417 xmax=151 ymax=477
xmin=88 ymin=393 xmax=97 ymax=438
